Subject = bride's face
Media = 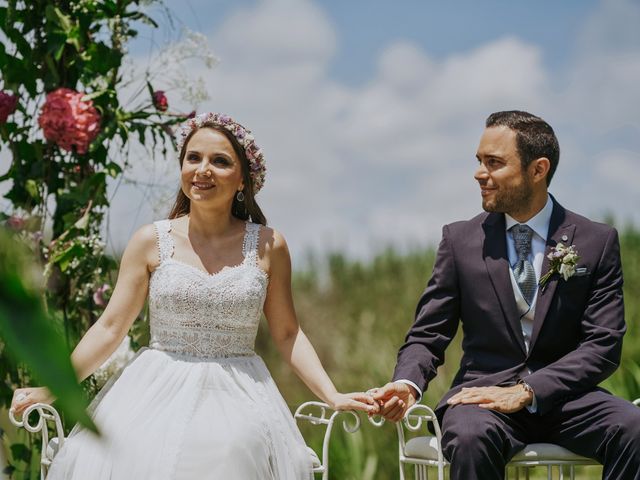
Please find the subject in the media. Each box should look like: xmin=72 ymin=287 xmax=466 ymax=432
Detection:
xmin=181 ymin=128 xmax=244 ymax=207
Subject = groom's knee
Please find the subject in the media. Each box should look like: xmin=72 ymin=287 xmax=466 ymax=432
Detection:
xmin=441 ymin=405 xmax=506 ymax=462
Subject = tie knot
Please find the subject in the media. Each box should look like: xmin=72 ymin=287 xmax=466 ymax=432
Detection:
xmin=512 ymin=224 xmax=533 ymax=258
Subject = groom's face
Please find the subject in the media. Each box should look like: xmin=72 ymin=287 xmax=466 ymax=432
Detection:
xmin=474 ymin=126 xmax=533 ymax=215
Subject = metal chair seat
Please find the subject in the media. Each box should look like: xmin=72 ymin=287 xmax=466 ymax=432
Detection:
xmin=404 ymin=435 xmax=441 ymax=460
xmin=307 ymin=446 xmax=322 ymax=469
xmin=510 ymin=443 xmax=597 ymax=464
xmin=404 ymin=436 xmax=596 ymax=464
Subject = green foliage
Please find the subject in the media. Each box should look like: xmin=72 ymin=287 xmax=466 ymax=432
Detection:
xmin=0 ymin=1 xmax=186 ymax=476
xmin=258 ymin=225 xmax=640 ymax=480
xmin=0 ymin=228 xmax=96 ymax=433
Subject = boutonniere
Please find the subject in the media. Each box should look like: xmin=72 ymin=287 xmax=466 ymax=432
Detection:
xmin=539 ymin=243 xmax=580 ymax=288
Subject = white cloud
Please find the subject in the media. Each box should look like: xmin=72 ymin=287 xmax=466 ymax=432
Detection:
xmin=102 ymin=0 xmax=639 ymax=260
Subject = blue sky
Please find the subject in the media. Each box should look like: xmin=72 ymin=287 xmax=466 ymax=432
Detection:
xmin=107 ymin=0 xmax=640 ymax=259
xmin=142 ymin=0 xmax=599 ymax=82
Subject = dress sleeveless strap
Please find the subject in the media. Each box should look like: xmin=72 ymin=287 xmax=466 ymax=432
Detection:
xmin=154 ymin=219 xmax=175 ymax=264
xmin=242 ymin=222 xmax=261 ymax=266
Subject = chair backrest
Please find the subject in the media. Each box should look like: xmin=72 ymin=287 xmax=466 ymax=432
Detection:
xmin=9 ymin=403 xmax=66 ymax=480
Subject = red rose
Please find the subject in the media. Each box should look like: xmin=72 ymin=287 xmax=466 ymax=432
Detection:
xmin=152 ymin=90 xmax=168 ymax=112
xmin=0 ymin=91 xmax=18 ymax=124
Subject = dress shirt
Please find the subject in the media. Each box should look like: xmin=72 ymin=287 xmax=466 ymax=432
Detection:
xmin=504 ymin=195 xmax=554 ymax=296
xmin=504 ymin=194 xmax=553 ymax=413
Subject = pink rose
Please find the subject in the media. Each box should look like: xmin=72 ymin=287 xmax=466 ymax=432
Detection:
xmin=152 ymin=90 xmax=168 ymax=112
xmin=92 ymin=283 xmax=111 ymax=308
xmin=0 ymin=91 xmax=18 ymax=124
xmin=38 ymin=88 xmax=101 ymax=154
xmin=6 ymin=215 xmax=25 ymax=231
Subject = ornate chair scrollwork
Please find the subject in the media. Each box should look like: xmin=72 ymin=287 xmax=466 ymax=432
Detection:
xmin=9 ymin=403 xmax=66 ymax=480
xmin=294 ymin=401 xmax=362 ymax=479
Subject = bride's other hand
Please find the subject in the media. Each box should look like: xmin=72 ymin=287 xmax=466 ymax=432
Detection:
xmin=10 ymin=387 xmax=55 ymax=416
xmin=327 ymin=391 xmax=379 ymax=414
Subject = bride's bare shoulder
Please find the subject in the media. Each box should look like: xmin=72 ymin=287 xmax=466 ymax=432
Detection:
xmin=255 ymin=225 xmax=292 ymax=274
xmin=123 ymin=223 xmax=162 ymax=271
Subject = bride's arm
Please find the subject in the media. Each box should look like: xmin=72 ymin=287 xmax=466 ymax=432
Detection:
xmin=70 ymin=225 xmax=156 ymax=381
xmin=262 ymin=230 xmax=376 ymax=413
xmin=11 ymin=225 xmax=157 ymax=414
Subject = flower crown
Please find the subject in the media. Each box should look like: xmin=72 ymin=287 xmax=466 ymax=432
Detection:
xmin=177 ymin=112 xmax=266 ymax=192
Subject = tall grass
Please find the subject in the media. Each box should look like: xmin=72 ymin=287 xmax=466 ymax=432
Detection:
xmin=257 ymin=225 xmax=640 ymax=479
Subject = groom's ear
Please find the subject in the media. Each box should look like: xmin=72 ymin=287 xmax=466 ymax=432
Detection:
xmin=530 ymin=157 xmax=551 ymax=185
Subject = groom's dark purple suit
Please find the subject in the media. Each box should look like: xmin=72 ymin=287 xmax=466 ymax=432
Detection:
xmin=393 ymin=197 xmax=640 ymax=479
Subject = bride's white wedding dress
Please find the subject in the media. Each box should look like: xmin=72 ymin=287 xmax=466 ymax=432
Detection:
xmin=47 ymin=220 xmax=313 ymax=479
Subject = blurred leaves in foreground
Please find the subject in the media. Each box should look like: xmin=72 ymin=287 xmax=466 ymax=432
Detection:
xmin=0 ymin=227 xmax=96 ymax=434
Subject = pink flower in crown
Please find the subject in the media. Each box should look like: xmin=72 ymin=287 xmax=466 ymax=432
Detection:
xmin=245 ymin=143 xmax=259 ymax=160
xmin=38 ymin=88 xmax=101 ymax=154
xmin=0 ymin=91 xmax=18 ymax=124
xmin=234 ymin=126 xmax=246 ymax=140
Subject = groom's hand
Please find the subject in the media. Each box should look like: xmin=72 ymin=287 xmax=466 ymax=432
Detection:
xmin=371 ymin=382 xmax=417 ymax=422
xmin=447 ymin=385 xmax=533 ymax=413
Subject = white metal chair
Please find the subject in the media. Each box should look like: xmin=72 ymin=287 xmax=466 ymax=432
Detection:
xmin=394 ymin=398 xmax=640 ymax=480
xmin=9 ymin=403 xmax=65 ymax=480
xmin=9 ymin=400 xmax=360 ymax=480
xmin=294 ymin=401 xmax=362 ymax=479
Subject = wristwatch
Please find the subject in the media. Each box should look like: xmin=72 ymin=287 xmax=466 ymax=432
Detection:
xmin=517 ymin=379 xmax=534 ymax=395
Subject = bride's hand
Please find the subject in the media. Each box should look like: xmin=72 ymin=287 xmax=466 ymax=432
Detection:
xmin=326 ymin=392 xmax=379 ymax=414
xmin=10 ymin=387 xmax=55 ymax=416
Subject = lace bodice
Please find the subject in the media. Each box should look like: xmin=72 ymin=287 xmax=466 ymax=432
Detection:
xmin=148 ymin=219 xmax=268 ymax=358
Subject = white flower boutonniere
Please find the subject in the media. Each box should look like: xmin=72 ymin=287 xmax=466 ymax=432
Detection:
xmin=539 ymin=243 xmax=580 ymax=288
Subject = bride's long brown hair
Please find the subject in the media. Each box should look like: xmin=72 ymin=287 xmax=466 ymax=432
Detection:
xmin=168 ymin=123 xmax=267 ymax=225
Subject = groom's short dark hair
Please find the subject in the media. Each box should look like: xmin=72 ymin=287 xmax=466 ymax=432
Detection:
xmin=486 ymin=110 xmax=560 ymax=185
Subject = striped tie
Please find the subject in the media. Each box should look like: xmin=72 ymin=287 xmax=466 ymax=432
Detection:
xmin=511 ymin=224 xmax=537 ymax=305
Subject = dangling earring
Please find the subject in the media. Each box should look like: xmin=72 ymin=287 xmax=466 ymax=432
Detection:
xmin=236 ymin=190 xmax=245 ymax=202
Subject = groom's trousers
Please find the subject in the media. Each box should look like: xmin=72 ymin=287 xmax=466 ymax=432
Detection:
xmin=441 ymin=389 xmax=640 ymax=480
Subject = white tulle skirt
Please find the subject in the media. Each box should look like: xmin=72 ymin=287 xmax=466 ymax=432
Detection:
xmin=47 ymin=348 xmax=313 ymax=479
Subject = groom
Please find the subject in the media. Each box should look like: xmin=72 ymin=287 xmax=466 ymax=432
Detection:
xmin=374 ymin=110 xmax=640 ymax=479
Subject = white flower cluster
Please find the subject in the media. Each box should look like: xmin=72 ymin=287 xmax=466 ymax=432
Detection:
xmin=141 ymin=28 xmax=219 ymax=108
xmin=548 ymin=243 xmax=579 ymax=281
xmin=540 ymin=242 xmax=580 ymax=287
xmin=93 ymin=336 xmax=136 ymax=389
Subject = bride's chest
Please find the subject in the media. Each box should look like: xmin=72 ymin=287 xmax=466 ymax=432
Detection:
xmin=149 ymin=260 xmax=268 ymax=313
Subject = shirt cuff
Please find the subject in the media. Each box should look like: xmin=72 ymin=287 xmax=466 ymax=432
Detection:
xmin=523 ymin=385 xmax=537 ymax=413
xmin=394 ymin=379 xmax=422 ymax=402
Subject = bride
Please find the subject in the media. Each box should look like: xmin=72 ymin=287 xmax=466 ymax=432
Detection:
xmin=11 ymin=112 xmax=377 ymax=479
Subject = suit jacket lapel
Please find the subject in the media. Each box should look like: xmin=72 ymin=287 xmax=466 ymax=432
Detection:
xmin=483 ymin=213 xmax=527 ymax=354
xmin=528 ymin=201 xmax=575 ymax=352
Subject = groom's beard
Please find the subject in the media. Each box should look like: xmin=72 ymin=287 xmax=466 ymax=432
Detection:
xmin=481 ymin=175 xmax=534 ymax=216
